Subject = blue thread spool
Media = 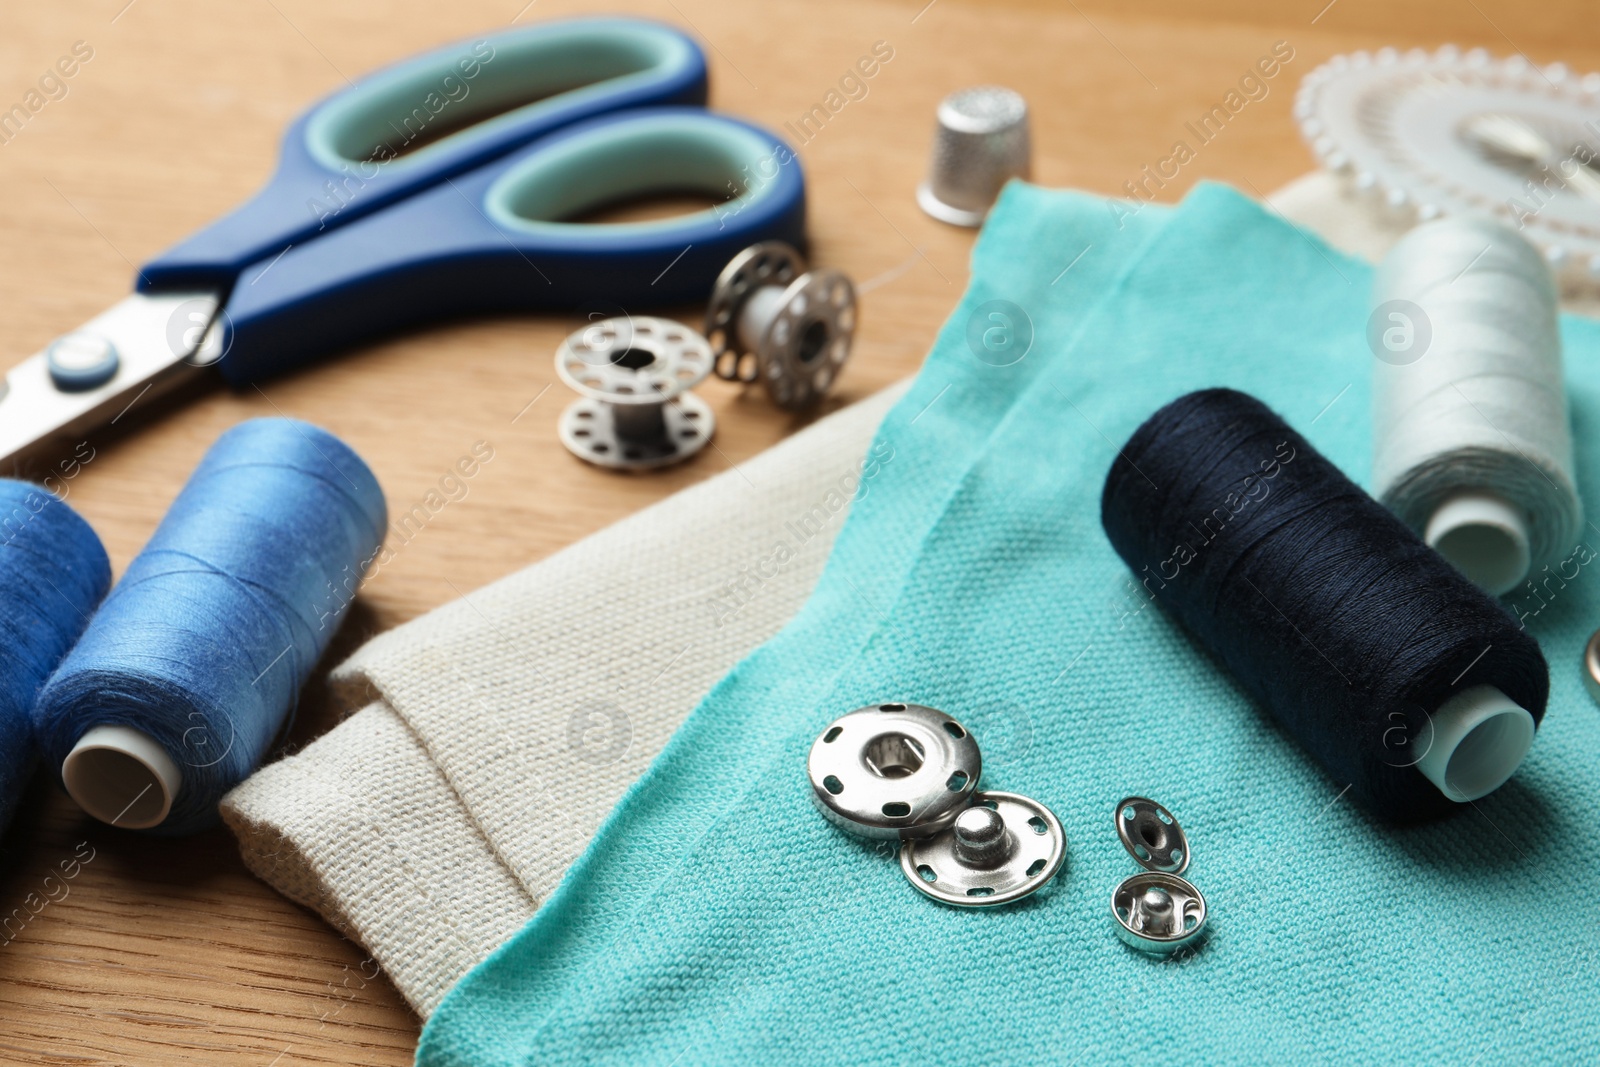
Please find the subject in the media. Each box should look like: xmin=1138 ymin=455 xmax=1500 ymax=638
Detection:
xmin=0 ymin=481 xmax=110 ymax=837
xmin=33 ymin=419 xmax=386 ymax=833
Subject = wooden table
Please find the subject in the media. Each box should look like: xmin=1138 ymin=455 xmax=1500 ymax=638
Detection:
xmin=0 ymin=0 xmax=1590 ymax=1062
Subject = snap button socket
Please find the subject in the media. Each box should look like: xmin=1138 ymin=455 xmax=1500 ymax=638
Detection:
xmin=1110 ymin=796 xmax=1208 ymax=954
xmin=807 ymin=703 xmax=1066 ymax=908
xmin=1112 ymin=873 xmax=1206 ymax=952
xmin=807 ymin=703 xmax=981 ymax=840
xmin=899 ymin=791 xmax=1066 ymax=907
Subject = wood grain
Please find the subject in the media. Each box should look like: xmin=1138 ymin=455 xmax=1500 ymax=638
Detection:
xmin=0 ymin=0 xmax=1592 ymax=1062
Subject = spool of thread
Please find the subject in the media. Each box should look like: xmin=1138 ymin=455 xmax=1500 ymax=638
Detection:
xmin=1101 ymin=389 xmax=1547 ymax=821
xmin=1371 ymin=216 xmax=1581 ymax=597
xmin=33 ymin=419 xmax=386 ymax=834
xmin=0 ymin=481 xmax=110 ymax=837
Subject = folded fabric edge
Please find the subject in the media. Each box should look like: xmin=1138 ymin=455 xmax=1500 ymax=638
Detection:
xmin=221 ymin=701 xmax=538 ymax=1016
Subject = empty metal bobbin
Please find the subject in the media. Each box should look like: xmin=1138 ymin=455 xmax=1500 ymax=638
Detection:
xmin=806 ymin=703 xmax=981 ymax=840
xmin=704 ymin=241 xmax=856 ymax=411
xmin=554 ymin=315 xmax=715 ymax=472
xmin=1110 ymin=796 xmax=1207 ymax=955
xmin=900 ymin=791 xmax=1066 ymax=907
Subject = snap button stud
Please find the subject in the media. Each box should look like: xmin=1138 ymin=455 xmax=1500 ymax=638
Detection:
xmin=899 ymin=791 xmax=1066 ymax=907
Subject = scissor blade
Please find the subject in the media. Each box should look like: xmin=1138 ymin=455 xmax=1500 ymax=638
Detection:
xmin=0 ymin=292 xmax=222 ymax=473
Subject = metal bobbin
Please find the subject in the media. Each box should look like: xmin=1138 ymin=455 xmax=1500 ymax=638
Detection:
xmin=554 ymin=315 xmax=715 ymax=472
xmin=806 ymin=703 xmax=1066 ymax=908
xmin=704 ymin=241 xmax=856 ymax=411
xmin=1110 ymin=796 xmax=1208 ymax=955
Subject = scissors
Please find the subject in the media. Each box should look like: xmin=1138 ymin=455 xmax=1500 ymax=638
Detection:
xmin=0 ymin=16 xmax=805 ymax=470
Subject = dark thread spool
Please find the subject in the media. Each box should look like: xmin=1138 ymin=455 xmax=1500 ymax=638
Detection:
xmin=1100 ymin=388 xmax=1547 ymax=821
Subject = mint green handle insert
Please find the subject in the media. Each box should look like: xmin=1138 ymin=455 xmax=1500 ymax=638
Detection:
xmin=305 ymin=19 xmax=703 ymax=172
xmin=486 ymin=112 xmax=793 ymax=240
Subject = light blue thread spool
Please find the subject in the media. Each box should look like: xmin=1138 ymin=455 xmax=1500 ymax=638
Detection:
xmin=0 ymin=480 xmax=110 ymax=840
xmin=33 ymin=419 xmax=386 ymax=834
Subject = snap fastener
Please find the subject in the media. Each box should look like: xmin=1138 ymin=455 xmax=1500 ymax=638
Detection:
xmin=705 ymin=241 xmax=856 ymax=411
xmin=899 ymin=791 xmax=1066 ymax=907
xmin=1114 ymin=796 xmax=1189 ymax=874
xmin=1110 ymin=795 xmax=1208 ymax=954
xmin=807 ymin=703 xmax=981 ymax=840
xmin=554 ymin=316 xmax=715 ymax=471
xmin=808 ymin=703 xmax=1068 ymax=909
xmin=1111 ymin=872 xmax=1206 ymax=953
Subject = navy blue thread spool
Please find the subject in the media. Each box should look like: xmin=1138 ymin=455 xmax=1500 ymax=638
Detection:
xmin=32 ymin=419 xmax=386 ymax=834
xmin=0 ymin=481 xmax=110 ymax=838
xmin=1100 ymin=388 xmax=1547 ymax=821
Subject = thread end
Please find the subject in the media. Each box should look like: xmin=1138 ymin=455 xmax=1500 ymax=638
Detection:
xmin=1416 ymin=685 xmax=1535 ymax=803
xmin=62 ymin=725 xmax=181 ymax=830
xmin=1424 ymin=491 xmax=1531 ymax=596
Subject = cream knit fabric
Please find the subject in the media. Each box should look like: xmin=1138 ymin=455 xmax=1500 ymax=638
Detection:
xmin=221 ymin=381 xmax=906 ymax=1015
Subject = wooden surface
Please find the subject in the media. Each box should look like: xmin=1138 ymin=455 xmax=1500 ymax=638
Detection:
xmin=0 ymin=0 xmax=1593 ymax=1063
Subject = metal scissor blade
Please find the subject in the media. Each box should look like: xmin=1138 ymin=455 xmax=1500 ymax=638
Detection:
xmin=0 ymin=291 xmax=222 ymax=473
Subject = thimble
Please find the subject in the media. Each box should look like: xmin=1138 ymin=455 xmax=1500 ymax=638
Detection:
xmin=916 ymin=86 xmax=1031 ymax=227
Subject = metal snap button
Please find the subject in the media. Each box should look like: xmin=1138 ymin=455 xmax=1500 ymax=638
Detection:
xmin=1114 ymin=796 xmax=1189 ymax=874
xmin=1110 ymin=796 xmax=1208 ymax=954
xmin=806 ymin=703 xmax=981 ymax=840
xmin=899 ymin=790 xmax=1066 ymax=907
xmin=1583 ymin=627 xmax=1600 ymax=707
xmin=1111 ymin=871 xmax=1207 ymax=954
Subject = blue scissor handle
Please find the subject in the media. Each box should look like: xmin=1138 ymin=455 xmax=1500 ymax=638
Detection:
xmin=138 ymin=18 xmax=707 ymax=293
xmin=213 ymin=108 xmax=805 ymax=386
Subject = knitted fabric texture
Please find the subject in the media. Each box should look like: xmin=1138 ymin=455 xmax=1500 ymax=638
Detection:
xmin=220 ymin=381 xmax=906 ymax=1014
xmin=418 ymin=182 xmax=1600 ymax=1065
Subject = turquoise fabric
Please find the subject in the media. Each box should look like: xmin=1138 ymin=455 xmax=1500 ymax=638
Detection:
xmin=418 ymin=182 xmax=1600 ymax=1065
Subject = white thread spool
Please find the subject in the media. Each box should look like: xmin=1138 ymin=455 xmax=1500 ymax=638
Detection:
xmin=1371 ymin=216 xmax=1582 ymax=597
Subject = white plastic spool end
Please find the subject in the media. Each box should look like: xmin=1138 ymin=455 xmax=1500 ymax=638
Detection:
xmin=62 ymin=725 xmax=181 ymax=830
xmin=1416 ymin=685 xmax=1535 ymax=802
xmin=1423 ymin=491 xmax=1531 ymax=597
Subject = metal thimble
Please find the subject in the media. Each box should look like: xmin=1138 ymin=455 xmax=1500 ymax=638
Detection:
xmin=916 ymin=86 xmax=1031 ymax=227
